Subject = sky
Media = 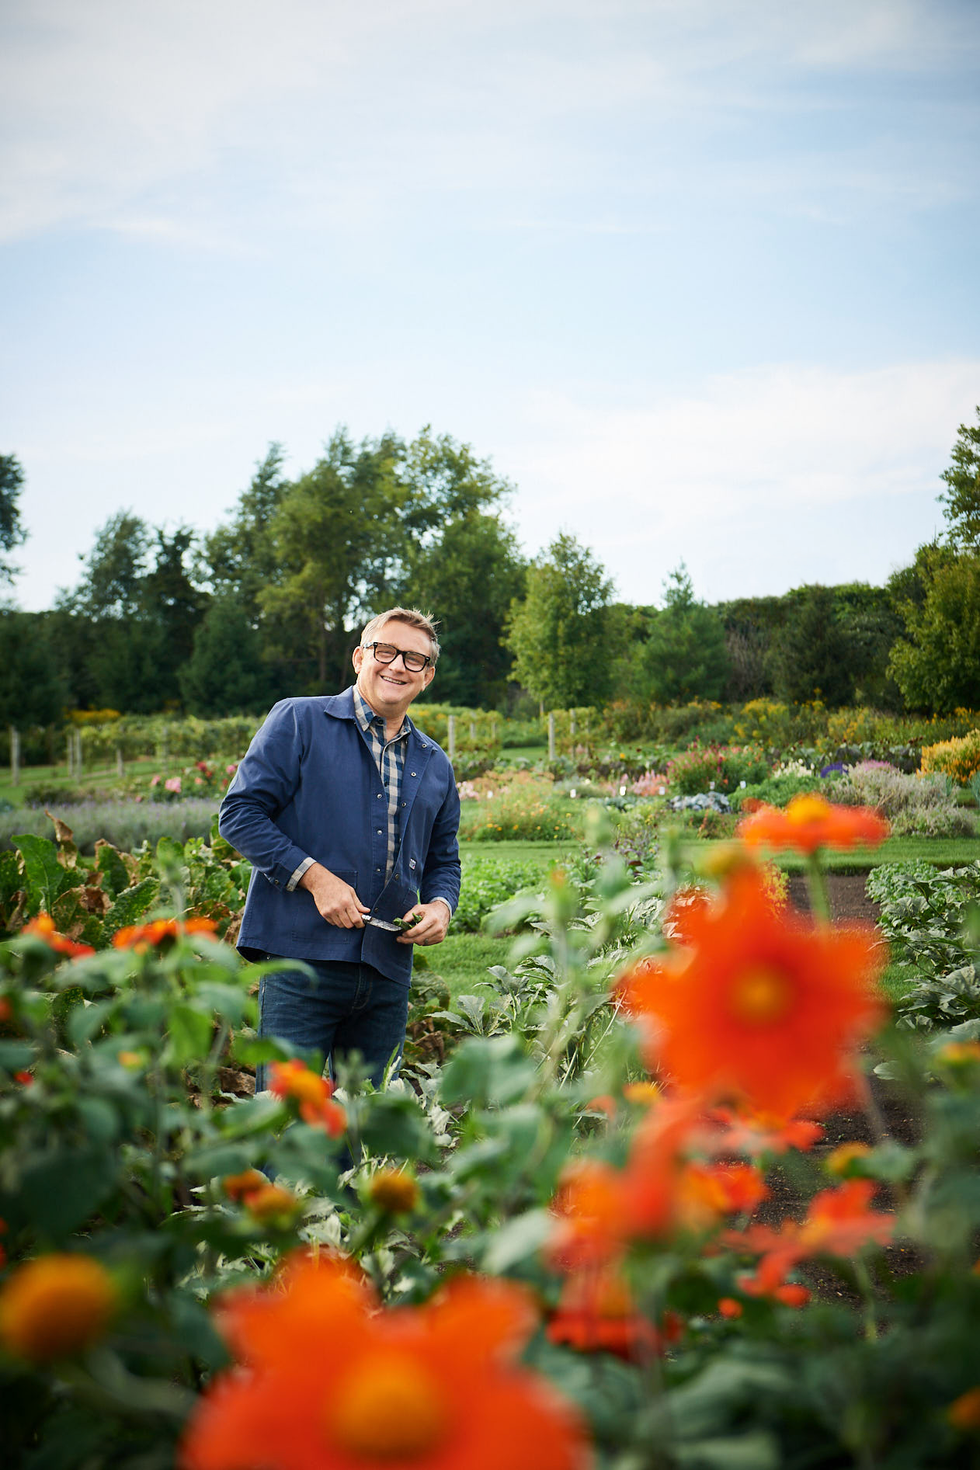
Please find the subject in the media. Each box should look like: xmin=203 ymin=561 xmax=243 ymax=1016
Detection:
xmin=2 ymin=0 xmax=978 ymax=614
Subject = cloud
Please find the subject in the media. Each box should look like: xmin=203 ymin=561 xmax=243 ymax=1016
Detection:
xmin=501 ymin=358 xmax=979 ymax=599
xmin=2 ymin=0 xmax=976 ymax=242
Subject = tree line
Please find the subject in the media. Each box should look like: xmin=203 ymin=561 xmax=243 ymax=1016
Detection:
xmin=1 ymin=409 xmax=979 ymax=728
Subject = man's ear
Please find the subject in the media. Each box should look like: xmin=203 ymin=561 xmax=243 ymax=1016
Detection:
xmin=352 ymin=645 xmax=364 ymax=675
xmin=423 ymin=665 xmax=435 ymax=690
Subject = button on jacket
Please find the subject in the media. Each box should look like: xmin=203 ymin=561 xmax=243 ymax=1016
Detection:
xmin=218 ymin=688 xmax=461 ymax=986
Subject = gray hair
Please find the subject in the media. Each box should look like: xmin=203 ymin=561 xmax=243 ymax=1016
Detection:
xmin=360 ymin=607 xmax=441 ymax=662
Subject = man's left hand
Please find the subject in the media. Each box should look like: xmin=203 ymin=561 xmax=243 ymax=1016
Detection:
xmin=396 ymin=900 xmax=450 ymax=946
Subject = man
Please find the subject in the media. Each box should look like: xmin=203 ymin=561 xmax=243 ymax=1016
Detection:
xmin=218 ymin=607 xmax=461 ymax=1091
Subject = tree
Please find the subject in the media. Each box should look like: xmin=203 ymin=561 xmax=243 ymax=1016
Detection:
xmin=638 ymin=565 xmax=730 ymax=704
xmin=403 ymin=511 xmax=526 ymax=707
xmin=0 ymin=455 xmax=27 ymax=584
xmin=768 ymin=585 xmax=856 ymax=707
xmin=888 ymin=548 xmax=980 ymax=712
xmin=252 ymin=427 xmax=515 ymax=693
xmin=0 ymin=610 xmax=66 ymax=726
xmin=258 ymin=431 xmax=407 ymax=691
xmin=202 ymin=445 xmax=288 ymax=619
xmin=504 ymin=533 xmax=614 ymax=709
xmin=179 ymin=594 xmax=277 ymax=716
xmin=938 ymin=407 xmax=980 ymax=549
xmin=53 ymin=513 xmax=208 ymax=712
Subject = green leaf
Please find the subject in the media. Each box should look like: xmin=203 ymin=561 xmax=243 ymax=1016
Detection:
xmin=184 ymin=1143 xmax=256 ymax=1180
xmin=359 ymin=1092 xmax=435 ymax=1162
xmin=102 ymin=877 xmax=160 ymax=939
xmin=481 ymin=1208 xmax=552 ymax=1272
xmin=439 ymin=1034 xmax=537 ymax=1108
xmin=17 ymin=1145 xmax=120 ymax=1236
xmin=95 ymin=840 xmax=132 ymax=898
xmin=12 ymin=833 xmax=71 ymax=913
xmin=0 ymin=1039 xmax=35 ymax=1071
xmin=166 ymin=1002 xmax=215 ymax=1067
xmin=672 ymin=1433 xmax=780 ymax=1470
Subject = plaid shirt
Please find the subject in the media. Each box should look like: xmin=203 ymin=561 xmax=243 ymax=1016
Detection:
xmin=353 ymin=689 xmax=410 ymax=879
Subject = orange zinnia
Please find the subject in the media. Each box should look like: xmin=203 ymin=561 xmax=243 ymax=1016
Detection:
xmin=724 ymin=1179 xmax=895 ymax=1293
xmin=113 ymin=917 xmax=217 ymax=950
xmin=738 ymin=794 xmax=889 ymax=855
xmin=617 ymin=867 xmax=885 ymax=1118
xmin=179 ymin=1254 xmax=589 ymax=1470
xmin=546 ymin=1267 xmax=660 ymax=1361
xmin=21 ymin=913 xmax=94 ymax=959
xmin=268 ymin=1059 xmax=346 ymax=1135
xmin=0 ymin=1253 xmax=117 ymax=1362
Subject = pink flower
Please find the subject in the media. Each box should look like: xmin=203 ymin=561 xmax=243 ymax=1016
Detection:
xmin=226 ymin=764 xmax=238 ymax=775
xmin=150 ymin=774 xmax=161 ymax=787
xmin=165 ymin=777 xmax=182 ymax=794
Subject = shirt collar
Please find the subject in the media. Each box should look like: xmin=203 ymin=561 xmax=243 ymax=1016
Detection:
xmin=353 ymin=688 xmax=411 ymax=740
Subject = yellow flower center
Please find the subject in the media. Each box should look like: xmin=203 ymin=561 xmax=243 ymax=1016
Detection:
xmin=368 ymin=1168 xmax=421 ymax=1214
xmin=730 ymin=966 xmax=793 ymax=1024
xmin=0 ymin=1255 xmax=117 ymax=1363
xmin=330 ymin=1352 xmax=449 ymax=1461
xmin=785 ymin=794 xmax=830 ymax=825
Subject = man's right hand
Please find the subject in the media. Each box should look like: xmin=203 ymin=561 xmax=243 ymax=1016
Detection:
xmin=298 ymin=863 xmax=369 ymax=928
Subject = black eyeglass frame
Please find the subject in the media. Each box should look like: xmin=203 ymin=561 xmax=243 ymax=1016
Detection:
xmin=362 ymin=640 xmax=435 ymax=672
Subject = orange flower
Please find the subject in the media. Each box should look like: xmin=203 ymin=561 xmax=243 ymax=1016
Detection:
xmin=179 ymin=1255 xmax=589 ymax=1470
xmin=725 ymin=1179 xmax=894 ymax=1292
xmin=548 ymin=1159 xmax=629 ymax=1271
xmin=711 ymin=1106 xmax=824 ymax=1156
xmin=549 ymin=1098 xmax=756 ymax=1267
xmin=0 ymin=1254 xmax=117 ymax=1362
xmin=717 ymin=1296 xmax=743 ymax=1319
xmin=546 ymin=1267 xmax=660 ymax=1361
xmin=242 ymin=1185 xmax=303 ymax=1227
xmin=368 ymin=1168 xmax=421 ymax=1214
xmin=738 ymin=794 xmax=889 ymax=855
xmin=21 ymin=913 xmax=94 ymax=959
xmin=222 ymin=1169 xmax=268 ymax=1203
xmin=268 ymin=1059 xmax=346 ymax=1135
xmin=113 ymin=917 xmax=217 ymax=951
xmin=617 ymin=867 xmax=885 ymax=1118
xmin=948 ymin=1387 xmax=980 ymax=1432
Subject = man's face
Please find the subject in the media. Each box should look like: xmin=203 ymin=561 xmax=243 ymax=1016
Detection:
xmin=352 ymin=619 xmax=435 ymax=722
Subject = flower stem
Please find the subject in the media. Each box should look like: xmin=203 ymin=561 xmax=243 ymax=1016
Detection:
xmin=805 ymin=853 xmax=831 ymax=923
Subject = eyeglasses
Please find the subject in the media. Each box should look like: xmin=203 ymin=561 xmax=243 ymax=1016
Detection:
xmin=363 ymin=641 xmax=433 ymax=673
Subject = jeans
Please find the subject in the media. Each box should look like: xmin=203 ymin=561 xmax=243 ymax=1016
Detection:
xmin=255 ymin=958 xmax=409 ymax=1094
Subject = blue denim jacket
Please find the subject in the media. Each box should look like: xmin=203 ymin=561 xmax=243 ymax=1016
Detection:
xmin=218 ymin=688 xmax=461 ymax=985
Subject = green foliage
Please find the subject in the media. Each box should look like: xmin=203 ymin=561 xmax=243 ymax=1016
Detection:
xmin=0 ymin=611 xmax=66 ymax=728
xmin=666 ymin=742 xmax=771 ymax=796
xmin=452 ymin=856 xmax=551 ymax=933
xmin=768 ymin=584 xmax=857 ymax=706
xmin=639 ymin=564 xmax=730 ymax=703
xmin=457 ymin=777 xmax=583 ymax=842
xmin=505 ymin=532 xmax=615 ymax=709
xmin=4 ymin=835 xmax=980 ymax=1467
xmin=404 ymin=511 xmax=525 ymax=707
xmin=179 ymin=593 xmax=277 ymax=716
xmin=937 ymin=405 xmax=980 ymax=550
xmin=0 ymin=453 xmax=27 ymax=583
xmin=0 ymin=801 xmax=219 ymax=856
xmin=732 ymin=771 xmax=827 ymax=811
xmin=830 ymin=763 xmax=977 ymax=838
xmin=868 ymin=861 xmax=980 ymax=1029
xmin=888 ymin=546 xmax=980 ymax=713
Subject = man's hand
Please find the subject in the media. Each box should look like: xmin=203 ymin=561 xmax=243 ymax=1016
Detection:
xmin=396 ymin=900 xmax=450 ymax=946
xmin=299 ymin=863 xmax=369 ymax=928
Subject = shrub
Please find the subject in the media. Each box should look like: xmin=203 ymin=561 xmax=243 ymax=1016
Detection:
xmin=829 ymin=763 xmax=976 ymax=838
xmin=920 ymin=729 xmax=980 ymax=784
xmin=456 ymin=774 xmax=583 ymax=842
xmin=868 ymin=861 xmax=980 ymax=1029
xmin=453 ymin=857 xmax=551 ymax=932
xmin=731 ymin=772 xmax=825 ymax=812
xmin=666 ymin=742 xmax=771 ymax=796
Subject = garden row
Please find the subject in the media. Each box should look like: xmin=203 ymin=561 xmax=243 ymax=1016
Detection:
xmin=3 ymin=806 xmax=980 ymax=1468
